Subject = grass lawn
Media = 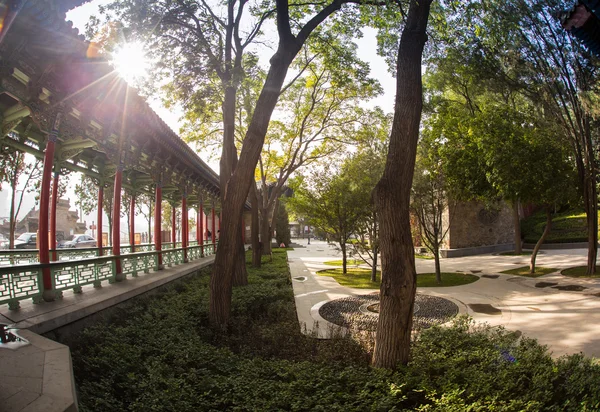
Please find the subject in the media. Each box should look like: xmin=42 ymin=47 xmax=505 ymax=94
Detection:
xmin=317 ymin=268 xmax=381 ymax=288
xmin=323 ymin=259 xmax=365 ymax=266
xmin=561 ymin=266 xmax=600 ymax=278
xmin=317 ymin=269 xmax=478 ymax=288
xmin=324 ymin=255 xmax=433 ymax=265
xmin=499 ymin=251 xmax=533 ymax=256
xmin=500 ymin=266 xmax=558 ymax=277
xmin=415 ymin=254 xmax=434 ymax=259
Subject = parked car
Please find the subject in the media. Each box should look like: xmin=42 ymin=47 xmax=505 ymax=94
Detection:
xmin=0 ymin=233 xmax=8 ymax=249
xmin=59 ymin=234 xmax=97 ymax=248
xmin=13 ymin=232 xmax=38 ymax=249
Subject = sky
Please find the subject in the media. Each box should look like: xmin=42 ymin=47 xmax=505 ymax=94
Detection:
xmin=0 ymin=0 xmax=397 ymax=238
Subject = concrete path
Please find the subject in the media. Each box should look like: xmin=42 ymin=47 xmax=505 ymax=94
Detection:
xmin=288 ymin=239 xmax=600 ymax=358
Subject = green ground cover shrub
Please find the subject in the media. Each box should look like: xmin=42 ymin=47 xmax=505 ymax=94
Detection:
xmin=521 ymin=209 xmax=597 ymax=244
xmin=68 ymin=250 xmax=600 ymax=411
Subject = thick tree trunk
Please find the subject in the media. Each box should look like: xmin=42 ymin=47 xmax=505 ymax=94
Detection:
xmin=372 ymin=0 xmax=432 ymax=369
xmin=512 ymin=200 xmax=522 ymax=254
xmin=530 ymin=207 xmax=552 ymax=274
xmin=233 ymin=239 xmax=248 ymax=285
xmin=232 ymin=211 xmax=248 ymax=286
xmin=209 ymin=49 xmax=296 ymax=327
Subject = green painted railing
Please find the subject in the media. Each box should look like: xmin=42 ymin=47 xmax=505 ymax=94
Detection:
xmin=0 ymin=241 xmax=215 ymax=266
xmin=0 ymin=243 xmax=216 ymax=310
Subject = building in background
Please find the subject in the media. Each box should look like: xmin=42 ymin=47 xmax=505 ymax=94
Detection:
xmin=0 ymin=198 xmax=86 ymax=241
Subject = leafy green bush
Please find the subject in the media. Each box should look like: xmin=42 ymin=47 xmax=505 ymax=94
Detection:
xmin=521 ymin=209 xmax=595 ymax=243
xmin=66 ymin=249 xmax=600 ymax=411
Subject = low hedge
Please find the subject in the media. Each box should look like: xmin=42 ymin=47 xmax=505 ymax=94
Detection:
xmin=66 ymin=249 xmax=600 ymax=411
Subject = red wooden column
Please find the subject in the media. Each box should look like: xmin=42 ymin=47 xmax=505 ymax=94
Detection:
xmin=171 ymin=204 xmax=176 ymax=248
xmin=211 ymin=203 xmax=216 ymax=250
xmin=154 ymin=183 xmax=163 ymax=269
xmin=199 ymin=201 xmax=204 ymax=257
xmin=129 ymin=193 xmax=135 ymax=253
xmin=50 ymin=171 xmax=59 ymax=261
xmin=182 ymin=193 xmax=188 ymax=262
xmin=97 ymin=184 xmax=104 ymax=256
xmin=39 ymin=113 xmax=61 ymax=302
xmin=112 ymin=166 xmax=124 ymax=281
xmin=196 ymin=207 xmax=200 ymax=243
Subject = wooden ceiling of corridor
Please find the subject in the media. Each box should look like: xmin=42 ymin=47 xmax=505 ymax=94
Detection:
xmin=0 ymin=0 xmax=221 ymax=206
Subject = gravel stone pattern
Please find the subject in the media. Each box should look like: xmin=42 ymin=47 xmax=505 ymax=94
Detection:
xmin=319 ymin=293 xmax=459 ymax=331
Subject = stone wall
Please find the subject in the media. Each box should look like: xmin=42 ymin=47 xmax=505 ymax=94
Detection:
xmin=447 ymin=200 xmax=514 ymax=249
xmin=54 ymin=199 xmax=87 ymax=239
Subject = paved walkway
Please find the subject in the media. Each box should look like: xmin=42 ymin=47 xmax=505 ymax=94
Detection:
xmin=288 ymin=239 xmax=600 ymax=358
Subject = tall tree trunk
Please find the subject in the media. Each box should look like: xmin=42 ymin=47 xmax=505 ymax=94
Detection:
xmin=250 ymin=184 xmax=261 ymax=268
xmin=232 ymin=212 xmax=248 ymax=286
xmin=584 ymin=173 xmax=598 ymax=275
xmin=260 ymin=204 xmax=272 ymax=256
xmin=371 ymin=213 xmax=378 ymax=282
xmin=210 ymin=49 xmax=295 ymax=327
xmin=434 ymin=246 xmax=442 ymax=284
xmin=107 ymin=218 xmax=112 ymax=247
xmin=270 ymin=197 xmax=279 ymax=244
xmin=530 ymin=207 xmax=552 ymax=274
xmin=372 ymin=0 xmax=432 ymax=369
xmin=125 ymin=205 xmax=131 ymax=244
xmin=512 ymin=200 xmax=522 ymax=254
xmin=371 ymin=246 xmax=378 ymax=282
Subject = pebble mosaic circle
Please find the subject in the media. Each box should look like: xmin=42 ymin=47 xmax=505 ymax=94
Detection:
xmin=318 ymin=293 xmax=459 ymax=331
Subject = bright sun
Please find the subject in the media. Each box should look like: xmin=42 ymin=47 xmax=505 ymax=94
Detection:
xmin=111 ymin=41 xmax=149 ymax=83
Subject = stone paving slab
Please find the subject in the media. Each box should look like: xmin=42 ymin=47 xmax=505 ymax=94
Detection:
xmin=289 ymin=239 xmax=600 ymax=358
xmin=0 ymin=330 xmax=77 ymax=412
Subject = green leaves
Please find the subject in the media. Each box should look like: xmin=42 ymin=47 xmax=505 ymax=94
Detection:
xmin=70 ymin=263 xmax=600 ymax=411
